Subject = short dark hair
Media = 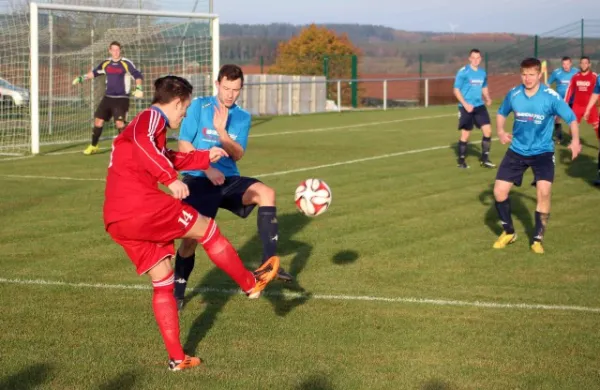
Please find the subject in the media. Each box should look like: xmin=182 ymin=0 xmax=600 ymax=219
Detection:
xmin=152 ymin=75 xmax=193 ymax=104
xmin=581 ymin=56 xmax=591 ymax=62
xmin=520 ymin=57 xmax=542 ymax=71
xmin=562 ymin=56 xmax=571 ymax=62
xmin=217 ymin=64 xmax=244 ymax=86
xmin=109 ymin=41 xmax=121 ymax=49
xmin=469 ymin=48 xmax=481 ymax=55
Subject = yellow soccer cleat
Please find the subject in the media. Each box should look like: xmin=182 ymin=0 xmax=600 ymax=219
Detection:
xmin=83 ymin=144 xmax=99 ymax=155
xmin=493 ymin=232 xmax=517 ymax=249
xmin=531 ymin=241 xmax=544 ymax=254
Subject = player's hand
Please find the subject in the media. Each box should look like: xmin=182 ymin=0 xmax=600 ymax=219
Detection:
xmin=205 ymin=167 xmax=225 ymax=186
xmin=167 ymin=179 xmax=190 ymax=200
xmin=498 ymin=130 xmax=512 ymax=145
xmin=208 ymin=146 xmax=228 ymax=162
xmin=463 ymin=103 xmax=474 ymax=113
xmin=133 ymin=86 xmax=143 ymax=98
xmin=72 ymin=76 xmax=84 ymax=85
xmin=568 ymin=139 xmax=582 ymax=160
xmin=583 ymin=110 xmax=590 ymax=121
xmin=485 ymin=98 xmax=492 ymax=107
xmin=213 ymin=100 xmax=229 ymax=135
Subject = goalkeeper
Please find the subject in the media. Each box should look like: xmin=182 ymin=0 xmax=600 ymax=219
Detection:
xmin=72 ymin=41 xmax=144 ymax=155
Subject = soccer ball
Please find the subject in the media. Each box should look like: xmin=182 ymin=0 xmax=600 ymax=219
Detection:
xmin=294 ymin=178 xmax=332 ymax=217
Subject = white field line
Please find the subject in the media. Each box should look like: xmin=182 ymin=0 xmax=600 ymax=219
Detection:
xmin=44 ymin=113 xmax=455 ymax=156
xmin=0 ymin=277 xmax=598 ymax=314
xmin=0 ymin=137 xmax=492 ymax=183
xmin=0 ymin=156 xmax=34 ymax=163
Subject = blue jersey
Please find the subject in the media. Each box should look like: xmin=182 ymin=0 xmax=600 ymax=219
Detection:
xmin=595 ymin=77 xmax=600 ymax=94
xmin=179 ymin=96 xmax=251 ymax=177
xmin=498 ymin=84 xmax=576 ymax=156
xmin=92 ymin=58 xmax=143 ymax=98
xmin=547 ymin=68 xmax=578 ymax=98
xmin=453 ymin=65 xmax=488 ymax=107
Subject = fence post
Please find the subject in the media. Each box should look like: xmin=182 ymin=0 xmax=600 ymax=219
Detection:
xmin=351 ymin=54 xmax=358 ymax=108
xmin=424 ymin=78 xmax=429 ymax=108
xmin=581 ymin=19 xmax=585 ymax=57
xmin=260 ymin=55 xmax=264 ymax=73
xmin=336 ymin=80 xmax=341 ymax=112
xmin=383 ymin=79 xmax=387 ymax=111
xmin=534 ymin=35 xmax=539 ymax=58
xmin=419 ymin=54 xmax=423 ymax=78
xmin=288 ymin=82 xmax=292 ymax=116
xmin=484 ymin=52 xmax=489 ymax=71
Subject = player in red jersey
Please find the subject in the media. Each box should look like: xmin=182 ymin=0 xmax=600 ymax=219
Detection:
xmin=103 ymin=75 xmax=280 ymax=371
xmin=583 ymin=70 xmax=600 ymax=185
xmin=564 ymin=56 xmax=599 ymax=134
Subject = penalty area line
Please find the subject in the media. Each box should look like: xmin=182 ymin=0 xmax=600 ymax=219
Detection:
xmin=0 ymin=277 xmax=599 ymax=314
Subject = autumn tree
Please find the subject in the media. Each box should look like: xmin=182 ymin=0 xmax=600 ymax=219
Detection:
xmin=269 ymin=24 xmax=361 ymax=106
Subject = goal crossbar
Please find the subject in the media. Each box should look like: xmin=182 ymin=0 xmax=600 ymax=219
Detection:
xmin=29 ymin=2 xmax=220 ymax=155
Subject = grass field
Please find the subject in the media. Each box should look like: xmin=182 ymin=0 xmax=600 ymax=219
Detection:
xmin=1 ymin=106 xmax=600 ymax=390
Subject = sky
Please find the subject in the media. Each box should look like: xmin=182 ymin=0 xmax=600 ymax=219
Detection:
xmin=205 ymin=0 xmax=597 ymax=35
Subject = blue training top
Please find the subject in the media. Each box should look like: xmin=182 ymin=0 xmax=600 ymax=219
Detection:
xmin=453 ymin=65 xmax=488 ymax=107
xmin=179 ymin=96 xmax=251 ymax=178
xmin=547 ymin=68 xmax=578 ymax=99
xmin=498 ymin=84 xmax=576 ymax=156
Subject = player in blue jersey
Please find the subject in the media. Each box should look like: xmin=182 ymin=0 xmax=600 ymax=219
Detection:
xmin=453 ymin=49 xmax=495 ymax=169
xmin=583 ymin=74 xmax=600 ymax=185
xmin=72 ymin=41 xmax=144 ymax=155
xmin=547 ymin=56 xmax=578 ymax=143
xmin=172 ymin=64 xmax=292 ymax=310
xmin=492 ymin=57 xmax=581 ymax=254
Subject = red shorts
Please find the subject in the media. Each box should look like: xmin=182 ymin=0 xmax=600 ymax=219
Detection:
xmin=572 ymin=105 xmax=600 ymax=137
xmin=107 ymin=199 xmax=199 ymax=275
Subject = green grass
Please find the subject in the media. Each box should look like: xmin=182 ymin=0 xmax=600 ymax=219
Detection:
xmin=1 ymin=106 xmax=600 ymax=389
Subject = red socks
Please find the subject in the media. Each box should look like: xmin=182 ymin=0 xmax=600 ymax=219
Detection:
xmin=152 ymin=272 xmax=185 ymax=361
xmin=199 ymin=219 xmax=255 ymax=292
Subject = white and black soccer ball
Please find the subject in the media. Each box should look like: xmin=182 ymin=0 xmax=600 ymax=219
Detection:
xmin=294 ymin=178 xmax=332 ymax=217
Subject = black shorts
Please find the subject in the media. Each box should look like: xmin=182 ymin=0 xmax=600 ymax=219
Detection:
xmin=458 ymin=105 xmax=491 ymax=131
xmin=496 ymin=149 xmax=555 ymax=187
xmin=181 ymin=175 xmax=260 ymax=219
xmin=94 ymin=96 xmax=129 ymax=122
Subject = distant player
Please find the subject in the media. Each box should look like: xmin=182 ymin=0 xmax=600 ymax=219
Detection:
xmin=453 ymin=48 xmax=495 ymax=169
xmin=565 ymin=56 xmax=598 ymax=135
xmin=492 ymin=58 xmax=581 ymax=254
xmin=103 ymin=75 xmax=280 ymax=371
xmin=173 ymin=64 xmax=292 ymax=311
xmin=583 ymin=73 xmax=600 ymax=185
xmin=547 ymin=56 xmax=577 ymax=142
xmin=72 ymin=41 xmax=144 ymax=155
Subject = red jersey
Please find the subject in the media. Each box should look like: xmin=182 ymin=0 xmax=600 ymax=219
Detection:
xmin=565 ymin=71 xmax=598 ymax=107
xmin=103 ymin=106 xmax=211 ymax=227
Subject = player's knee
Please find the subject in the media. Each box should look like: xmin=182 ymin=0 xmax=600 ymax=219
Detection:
xmin=493 ymin=185 xmax=509 ymax=202
xmin=178 ymin=238 xmax=198 ymax=257
xmin=536 ymin=184 xmax=552 ymax=200
xmin=94 ymin=118 xmax=104 ymax=127
xmin=258 ymin=185 xmax=276 ymax=206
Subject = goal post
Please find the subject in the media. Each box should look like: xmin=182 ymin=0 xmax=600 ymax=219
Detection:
xmin=26 ymin=2 xmax=219 ymax=155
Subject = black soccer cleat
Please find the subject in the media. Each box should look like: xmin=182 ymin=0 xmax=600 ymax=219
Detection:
xmin=457 ymin=161 xmax=469 ymax=169
xmin=480 ymin=160 xmax=496 ymax=169
xmin=594 ymin=177 xmax=600 ymax=187
xmin=275 ymin=267 xmax=294 ymax=283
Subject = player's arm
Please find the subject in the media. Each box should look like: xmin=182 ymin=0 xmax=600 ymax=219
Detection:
xmin=213 ymin=104 xmax=247 ymax=161
xmin=482 ymin=73 xmax=492 ymax=105
xmin=555 ymin=98 xmax=581 ymax=159
xmin=584 ymin=81 xmax=600 ymax=118
xmin=452 ymin=71 xmax=473 ymax=111
xmin=564 ymin=76 xmax=576 ymax=103
xmin=496 ymin=92 xmax=513 ymax=144
xmin=547 ymin=71 xmax=557 ymax=87
xmin=72 ymin=61 xmax=104 ymax=85
xmin=165 ymin=148 xmax=227 ymax=171
xmin=131 ymin=110 xmax=180 ymax=186
xmin=123 ymin=59 xmax=144 ymax=96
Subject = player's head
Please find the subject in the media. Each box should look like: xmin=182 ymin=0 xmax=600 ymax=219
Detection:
xmin=215 ymin=64 xmax=244 ymax=108
xmin=561 ymin=56 xmax=572 ymax=72
xmin=580 ymin=56 xmax=591 ymax=72
xmin=520 ymin=57 xmax=542 ymax=90
xmin=151 ymin=75 xmax=193 ymax=129
xmin=468 ymin=49 xmax=482 ymax=68
xmin=109 ymin=41 xmax=121 ymax=61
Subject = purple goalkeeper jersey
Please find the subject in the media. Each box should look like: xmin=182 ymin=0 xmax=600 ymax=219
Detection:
xmin=92 ymin=58 xmax=143 ymax=98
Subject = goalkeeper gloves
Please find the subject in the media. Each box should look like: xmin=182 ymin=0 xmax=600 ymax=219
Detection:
xmin=72 ymin=76 xmax=85 ymax=85
xmin=133 ymin=85 xmax=143 ymax=98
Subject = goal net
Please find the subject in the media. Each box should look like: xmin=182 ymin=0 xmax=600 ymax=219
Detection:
xmin=1 ymin=1 xmax=218 ymax=155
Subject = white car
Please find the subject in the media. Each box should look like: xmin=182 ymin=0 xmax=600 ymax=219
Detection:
xmin=0 ymin=77 xmax=29 ymax=107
